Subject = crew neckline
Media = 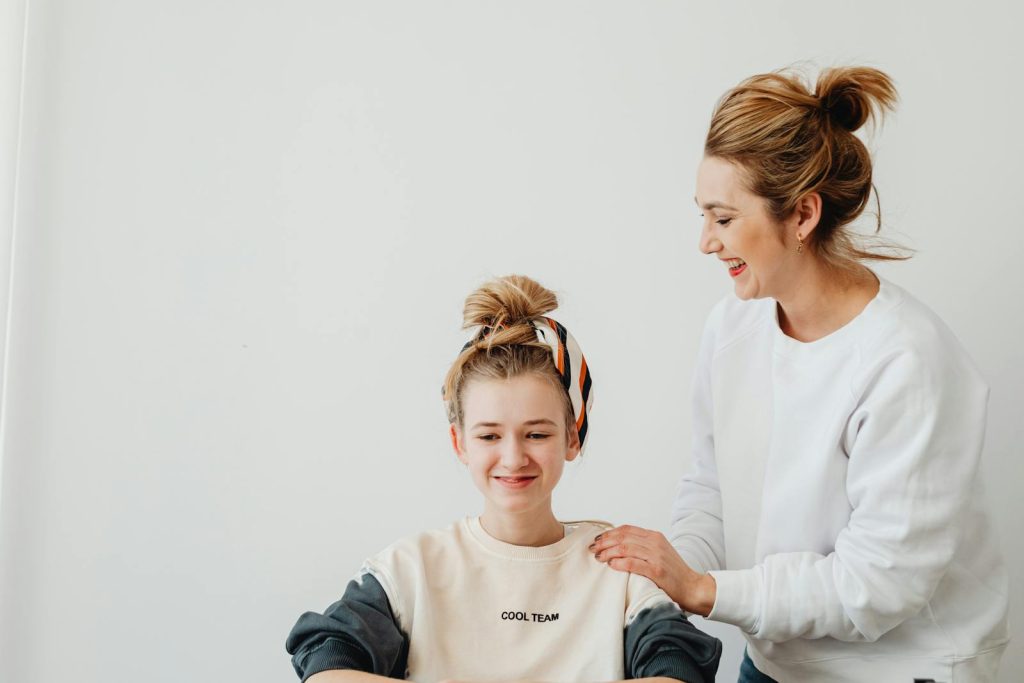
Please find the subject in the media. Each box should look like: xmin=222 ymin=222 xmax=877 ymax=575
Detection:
xmin=772 ymin=274 xmax=898 ymax=356
xmin=463 ymin=516 xmax=590 ymax=560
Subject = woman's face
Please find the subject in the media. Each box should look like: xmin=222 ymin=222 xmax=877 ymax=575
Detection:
xmin=695 ymin=156 xmax=797 ymax=301
xmin=451 ymin=374 xmax=578 ymax=519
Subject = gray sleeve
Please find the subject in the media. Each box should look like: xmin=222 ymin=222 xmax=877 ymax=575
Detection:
xmin=624 ymin=603 xmax=722 ymax=683
xmin=285 ymin=573 xmax=409 ymax=682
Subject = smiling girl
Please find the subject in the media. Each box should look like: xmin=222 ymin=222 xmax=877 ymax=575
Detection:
xmin=286 ymin=275 xmax=721 ymax=683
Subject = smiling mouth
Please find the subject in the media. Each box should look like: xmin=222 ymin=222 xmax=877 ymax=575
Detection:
xmin=725 ymin=258 xmax=747 ymax=277
xmin=494 ymin=476 xmax=537 ymax=489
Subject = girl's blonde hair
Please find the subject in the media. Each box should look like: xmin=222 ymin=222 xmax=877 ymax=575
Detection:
xmin=705 ymin=65 xmax=910 ymax=271
xmin=443 ymin=275 xmax=573 ymax=436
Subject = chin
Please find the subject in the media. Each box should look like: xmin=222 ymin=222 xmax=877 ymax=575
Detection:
xmin=733 ymin=279 xmax=767 ymax=301
xmin=733 ymin=284 xmax=757 ymax=301
xmin=486 ymin=493 xmax=528 ymax=509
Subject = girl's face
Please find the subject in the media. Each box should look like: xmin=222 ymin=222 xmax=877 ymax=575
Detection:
xmin=451 ymin=374 xmax=579 ymax=519
xmin=695 ymin=155 xmax=799 ymax=301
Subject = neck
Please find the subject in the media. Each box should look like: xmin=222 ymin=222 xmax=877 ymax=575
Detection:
xmin=775 ymin=259 xmax=879 ymax=342
xmin=479 ymin=504 xmax=564 ymax=547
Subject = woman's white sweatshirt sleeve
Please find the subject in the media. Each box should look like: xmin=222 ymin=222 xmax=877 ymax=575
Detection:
xmin=707 ymin=343 xmax=989 ymax=642
xmin=669 ymin=304 xmax=727 ymax=576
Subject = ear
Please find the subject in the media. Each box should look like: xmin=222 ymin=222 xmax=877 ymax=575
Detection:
xmin=790 ymin=192 xmax=822 ymax=240
xmin=565 ymin=426 xmax=581 ymax=463
xmin=450 ymin=423 xmax=468 ymax=464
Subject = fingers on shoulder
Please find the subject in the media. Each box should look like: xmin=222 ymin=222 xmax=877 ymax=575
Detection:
xmin=597 ymin=542 xmax=635 ymax=562
xmin=608 ymin=557 xmax=649 ymax=576
xmin=591 ymin=524 xmax=658 ymax=554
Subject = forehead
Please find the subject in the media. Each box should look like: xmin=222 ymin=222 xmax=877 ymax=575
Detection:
xmin=695 ymin=156 xmax=750 ymax=209
xmin=461 ymin=375 xmax=566 ymax=425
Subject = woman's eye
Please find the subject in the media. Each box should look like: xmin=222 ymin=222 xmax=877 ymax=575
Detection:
xmin=716 ymin=218 xmax=732 ymax=226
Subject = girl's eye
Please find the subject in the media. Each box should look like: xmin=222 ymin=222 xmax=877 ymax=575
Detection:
xmin=477 ymin=434 xmax=499 ymax=441
xmin=527 ymin=433 xmax=551 ymax=440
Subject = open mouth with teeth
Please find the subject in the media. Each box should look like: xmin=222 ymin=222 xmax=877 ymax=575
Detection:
xmin=725 ymin=258 xmax=747 ymax=277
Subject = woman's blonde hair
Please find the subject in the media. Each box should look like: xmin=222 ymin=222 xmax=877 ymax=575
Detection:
xmin=705 ymin=65 xmax=910 ymax=270
xmin=443 ymin=275 xmax=574 ymax=436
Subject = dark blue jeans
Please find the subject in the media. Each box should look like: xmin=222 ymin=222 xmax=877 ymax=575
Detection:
xmin=738 ymin=650 xmax=778 ymax=683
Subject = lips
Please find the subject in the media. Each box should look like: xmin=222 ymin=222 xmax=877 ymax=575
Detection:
xmin=494 ymin=476 xmax=537 ymax=489
xmin=723 ymin=258 xmax=747 ymax=277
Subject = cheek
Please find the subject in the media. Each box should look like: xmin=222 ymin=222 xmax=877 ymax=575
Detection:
xmin=735 ymin=231 xmax=776 ymax=267
xmin=465 ymin=448 xmax=493 ymax=472
xmin=740 ymin=233 xmax=757 ymax=255
xmin=543 ymin=445 xmax=570 ymax=471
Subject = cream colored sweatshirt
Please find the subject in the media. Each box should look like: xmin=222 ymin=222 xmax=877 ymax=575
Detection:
xmin=288 ymin=517 xmax=721 ymax=682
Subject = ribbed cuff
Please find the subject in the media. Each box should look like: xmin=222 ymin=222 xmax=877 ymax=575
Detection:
xmin=640 ymin=649 xmax=707 ymax=683
xmin=298 ymin=638 xmax=366 ymax=682
xmin=707 ymin=567 xmax=762 ymax=635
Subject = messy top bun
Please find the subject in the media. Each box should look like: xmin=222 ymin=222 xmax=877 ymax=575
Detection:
xmin=443 ymin=275 xmax=573 ymax=435
xmin=461 ymin=275 xmax=559 ymax=350
xmin=704 ymin=65 xmax=908 ymax=271
xmin=816 ymin=67 xmax=895 ymax=132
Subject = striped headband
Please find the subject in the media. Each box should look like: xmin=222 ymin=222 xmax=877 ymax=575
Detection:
xmin=455 ymin=317 xmax=594 ymax=454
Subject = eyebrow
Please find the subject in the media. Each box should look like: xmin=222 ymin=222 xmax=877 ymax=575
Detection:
xmin=470 ymin=418 xmax=558 ymax=429
xmin=694 ymin=197 xmax=738 ymax=211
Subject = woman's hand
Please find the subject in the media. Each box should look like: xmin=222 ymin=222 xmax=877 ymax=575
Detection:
xmin=589 ymin=525 xmax=717 ymax=617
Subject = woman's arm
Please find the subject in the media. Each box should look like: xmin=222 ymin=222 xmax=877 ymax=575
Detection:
xmin=595 ymin=328 xmax=991 ymax=643
xmin=667 ymin=303 xmax=727 ymax=577
xmin=589 ymin=307 xmax=725 ymax=615
xmin=589 ymin=526 xmax=717 ymax=617
xmin=705 ymin=347 xmax=989 ymax=642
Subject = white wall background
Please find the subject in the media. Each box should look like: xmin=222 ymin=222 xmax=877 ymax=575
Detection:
xmin=1 ymin=1 xmax=1021 ymax=681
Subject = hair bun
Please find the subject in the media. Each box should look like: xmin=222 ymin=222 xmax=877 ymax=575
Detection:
xmin=816 ymin=66 xmax=897 ymax=132
xmin=820 ymin=85 xmax=865 ymax=131
xmin=462 ymin=274 xmax=559 ymax=332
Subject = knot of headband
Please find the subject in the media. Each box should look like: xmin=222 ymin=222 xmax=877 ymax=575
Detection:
xmin=453 ymin=316 xmax=594 ymax=453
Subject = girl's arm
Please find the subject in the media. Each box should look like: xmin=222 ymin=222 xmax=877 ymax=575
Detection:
xmin=309 ymin=675 xmax=688 ymax=683
xmin=286 ymin=572 xmax=408 ymax=680
xmin=439 ymin=679 xmax=687 ymax=683
xmin=308 ymin=673 xmax=393 ymax=683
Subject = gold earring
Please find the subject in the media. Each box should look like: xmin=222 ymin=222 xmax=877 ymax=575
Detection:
xmin=796 ymin=234 xmax=804 ymax=254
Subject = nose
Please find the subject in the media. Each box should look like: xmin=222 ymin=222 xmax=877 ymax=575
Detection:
xmin=699 ymin=220 xmax=721 ymax=255
xmin=498 ymin=439 xmax=530 ymax=471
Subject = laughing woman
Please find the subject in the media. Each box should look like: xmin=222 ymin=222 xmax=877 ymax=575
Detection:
xmin=590 ymin=66 xmax=1010 ymax=682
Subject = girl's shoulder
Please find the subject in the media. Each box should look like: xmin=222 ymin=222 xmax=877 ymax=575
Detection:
xmin=365 ymin=520 xmax=464 ymax=567
xmin=561 ymin=518 xmax=614 ymax=532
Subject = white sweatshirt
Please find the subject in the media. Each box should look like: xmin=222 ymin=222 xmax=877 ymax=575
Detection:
xmin=671 ymin=277 xmax=1009 ymax=682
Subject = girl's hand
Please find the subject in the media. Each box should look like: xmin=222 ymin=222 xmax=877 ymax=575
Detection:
xmin=588 ymin=525 xmax=717 ymax=617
